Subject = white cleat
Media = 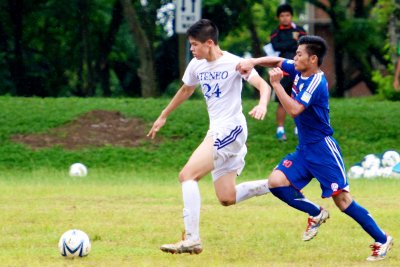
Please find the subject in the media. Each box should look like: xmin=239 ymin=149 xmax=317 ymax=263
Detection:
xmin=366 ymin=235 xmax=393 ymax=261
xmin=160 ymin=238 xmax=203 ymax=254
xmin=302 ymin=209 xmax=330 ymax=241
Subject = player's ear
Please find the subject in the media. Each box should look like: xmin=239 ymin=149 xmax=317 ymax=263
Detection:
xmin=206 ymin=39 xmax=215 ymax=46
xmin=310 ymin=55 xmax=318 ymax=65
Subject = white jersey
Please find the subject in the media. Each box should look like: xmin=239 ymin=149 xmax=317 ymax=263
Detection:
xmin=182 ymin=51 xmax=257 ymax=130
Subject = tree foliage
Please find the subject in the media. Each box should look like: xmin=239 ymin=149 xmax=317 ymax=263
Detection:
xmin=0 ymin=0 xmax=396 ymax=97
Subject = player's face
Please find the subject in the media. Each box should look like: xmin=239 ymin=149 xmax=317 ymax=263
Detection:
xmin=188 ymin=37 xmax=211 ymax=60
xmin=294 ymin=45 xmax=316 ymax=72
xmin=278 ymin=12 xmax=292 ymax=26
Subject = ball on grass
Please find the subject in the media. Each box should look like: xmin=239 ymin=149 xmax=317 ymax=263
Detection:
xmin=58 ymin=229 xmax=91 ymax=258
xmin=69 ymin=163 xmax=88 ymax=177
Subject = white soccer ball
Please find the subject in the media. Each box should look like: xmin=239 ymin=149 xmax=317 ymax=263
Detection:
xmin=380 ymin=166 xmax=394 ymax=177
xmin=361 ymin=154 xmax=381 ymax=170
xmin=58 ymin=229 xmax=91 ymax=258
xmin=363 ymin=166 xmax=380 ymax=179
xmin=69 ymin=163 xmax=88 ymax=177
xmin=381 ymin=150 xmax=400 ymax=167
xmin=347 ymin=165 xmax=364 ymax=179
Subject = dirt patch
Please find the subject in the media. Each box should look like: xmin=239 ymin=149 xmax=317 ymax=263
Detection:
xmin=11 ymin=110 xmax=153 ymax=150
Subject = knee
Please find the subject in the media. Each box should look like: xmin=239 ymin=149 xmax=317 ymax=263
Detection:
xmin=179 ymin=169 xmax=194 ymax=183
xmin=268 ymin=170 xmax=290 ymax=188
xmin=219 ymin=200 xmax=235 ymax=206
xmin=268 ymin=177 xmax=279 ymax=188
xmin=268 ymin=175 xmax=284 ymax=188
xmin=178 ymin=171 xmax=186 ymax=183
xmin=218 ymin=196 xmax=236 ymax=206
xmin=333 ymin=191 xmax=353 ymax=211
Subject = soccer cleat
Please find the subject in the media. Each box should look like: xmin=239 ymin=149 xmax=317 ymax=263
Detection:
xmin=160 ymin=238 xmax=203 ymax=255
xmin=276 ymin=131 xmax=287 ymax=141
xmin=366 ymin=235 xmax=393 ymax=261
xmin=302 ymin=209 xmax=330 ymax=241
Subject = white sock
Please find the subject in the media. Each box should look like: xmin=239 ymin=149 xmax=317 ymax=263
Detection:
xmin=277 ymin=126 xmax=284 ymax=133
xmin=235 ymin=179 xmax=270 ymax=203
xmin=182 ymin=180 xmax=201 ymax=241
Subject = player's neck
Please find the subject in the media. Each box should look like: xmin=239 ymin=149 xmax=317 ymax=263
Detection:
xmin=205 ymin=46 xmax=223 ymax=62
xmin=301 ymin=67 xmax=320 ymax=78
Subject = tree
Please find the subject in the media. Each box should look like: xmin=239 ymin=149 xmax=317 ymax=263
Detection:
xmin=120 ymin=0 xmax=159 ymax=97
xmin=306 ymin=0 xmax=388 ymax=96
xmin=97 ymin=0 xmax=124 ymax=97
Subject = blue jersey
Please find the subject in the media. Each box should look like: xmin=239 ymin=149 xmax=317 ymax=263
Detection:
xmin=281 ymin=59 xmax=333 ymax=145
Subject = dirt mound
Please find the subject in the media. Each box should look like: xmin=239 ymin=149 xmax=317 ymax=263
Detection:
xmin=11 ymin=110 xmax=151 ymax=150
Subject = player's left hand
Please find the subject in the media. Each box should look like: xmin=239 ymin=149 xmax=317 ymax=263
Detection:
xmin=248 ymin=104 xmax=267 ymax=120
xmin=236 ymin=59 xmax=254 ymax=79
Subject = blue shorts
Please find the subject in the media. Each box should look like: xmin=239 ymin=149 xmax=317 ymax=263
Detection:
xmin=276 ymin=136 xmax=350 ymax=198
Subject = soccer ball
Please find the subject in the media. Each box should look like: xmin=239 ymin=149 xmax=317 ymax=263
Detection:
xmin=69 ymin=163 xmax=88 ymax=177
xmin=361 ymin=154 xmax=380 ymax=170
xmin=381 ymin=166 xmax=394 ymax=177
xmin=347 ymin=165 xmax=364 ymax=179
xmin=381 ymin=150 xmax=400 ymax=167
xmin=363 ymin=166 xmax=380 ymax=179
xmin=58 ymin=229 xmax=91 ymax=258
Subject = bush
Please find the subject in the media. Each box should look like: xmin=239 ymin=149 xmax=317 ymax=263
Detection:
xmin=372 ymin=70 xmax=400 ymax=101
xmin=163 ymin=79 xmax=203 ymax=99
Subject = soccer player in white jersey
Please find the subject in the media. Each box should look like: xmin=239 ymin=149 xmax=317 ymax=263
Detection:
xmin=147 ymin=19 xmax=272 ymax=254
xmin=236 ymin=35 xmax=393 ymax=261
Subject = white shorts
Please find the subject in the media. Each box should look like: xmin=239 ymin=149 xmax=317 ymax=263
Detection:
xmin=208 ymin=124 xmax=248 ymax=181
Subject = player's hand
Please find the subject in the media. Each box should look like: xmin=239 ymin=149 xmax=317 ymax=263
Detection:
xmin=394 ymin=79 xmax=399 ymax=91
xmin=147 ymin=117 xmax=166 ymax=139
xmin=236 ymin=59 xmax=255 ymax=79
xmin=269 ymin=67 xmax=283 ymax=86
xmin=248 ymin=104 xmax=267 ymax=120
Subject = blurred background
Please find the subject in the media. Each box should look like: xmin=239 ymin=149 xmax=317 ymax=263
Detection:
xmin=0 ymin=0 xmax=399 ymax=100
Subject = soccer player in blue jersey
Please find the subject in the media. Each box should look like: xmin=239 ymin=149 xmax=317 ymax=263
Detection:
xmin=236 ymin=35 xmax=393 ymax=261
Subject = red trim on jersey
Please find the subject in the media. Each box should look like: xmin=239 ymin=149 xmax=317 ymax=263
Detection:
xmin=270 ymin=32 xmax=278 ymax=39
xmin=322 ymin=188 xmax=350 ymax=198
xmin=279 ymin=24 xmax=293 ymax=30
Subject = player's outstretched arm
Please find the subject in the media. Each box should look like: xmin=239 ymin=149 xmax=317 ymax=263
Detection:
xmin=247 ymin=74 xmax=271 ymax=120
xmin=236 ymin=56 xmax=285 ymax=78
xmin=147 ymin=84 xmax=196 ymax=139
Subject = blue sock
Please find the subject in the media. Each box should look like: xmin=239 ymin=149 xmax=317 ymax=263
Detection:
xmin=270 ymin=186 xmax=321 ymax=216
xmin=343 ymin=201 xmax=387 ymax=243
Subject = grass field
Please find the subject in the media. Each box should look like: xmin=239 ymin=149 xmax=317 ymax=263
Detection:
xmin=0 ymin=170 xmax=399 ymax=266
xmin=0 ymin=96 xmax=399 ymax=266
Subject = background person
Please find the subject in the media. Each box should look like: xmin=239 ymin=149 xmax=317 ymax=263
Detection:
xmin=393 ymin=40 xmax=400 ymax=91
xmin=269 ymin=3 xmax=306 ymax=141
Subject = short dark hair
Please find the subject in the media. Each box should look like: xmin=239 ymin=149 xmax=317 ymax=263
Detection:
xmin=298 ymin=35 xmax=328 ymax=66
xmin=277 ymin=4 xmax=293 ymax=17
xmin=186 ymin=19 xmax=219 ymax=45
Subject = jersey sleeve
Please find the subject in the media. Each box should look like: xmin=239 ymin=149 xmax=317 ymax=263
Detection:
xmin=182 ymin=59 xmax=199 ymax=86
xmin=242 ymin=68 xmax=258 ymax=81
xmin=296 ymin=73 xmax=324 ymax=108
xmin=281 ymin=59 xmax=297 ymax=80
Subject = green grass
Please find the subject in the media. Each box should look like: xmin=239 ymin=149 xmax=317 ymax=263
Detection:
xmin=0 ymin=96 xmax=399 ymax=265
xmin=0 ymin=170 xmax=399 ymax=266
xmin=0 ymin=96 xmax=399 ymax=173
